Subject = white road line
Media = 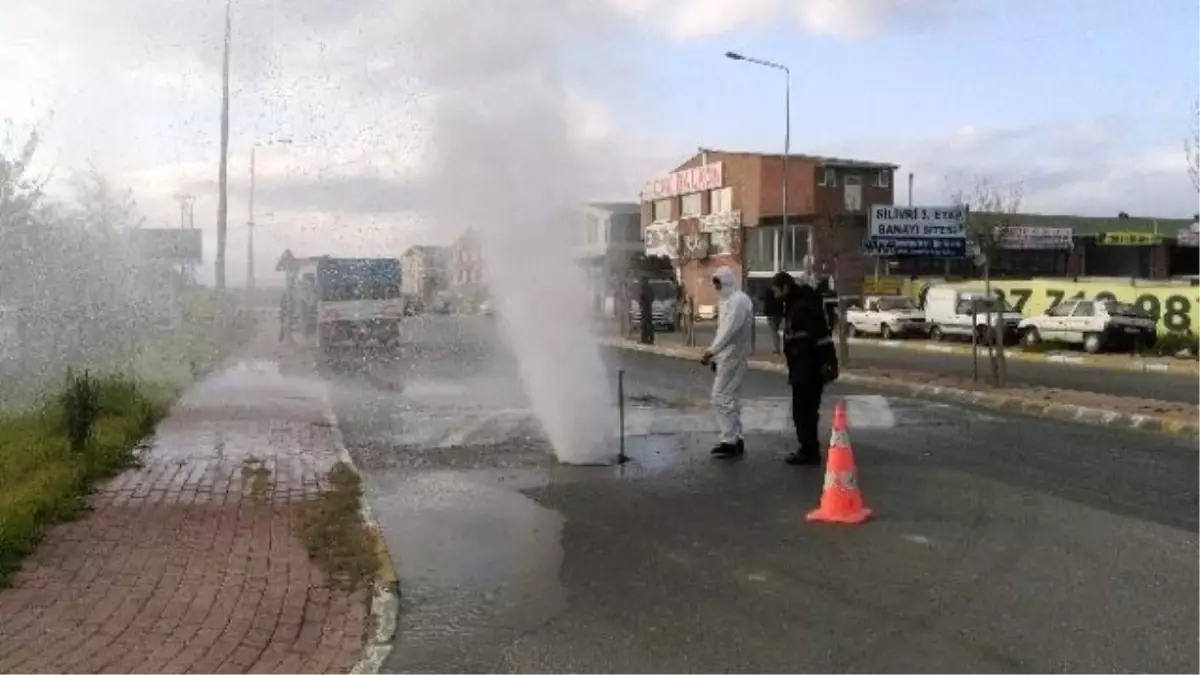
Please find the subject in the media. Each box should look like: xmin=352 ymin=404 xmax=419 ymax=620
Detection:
xmin=439 ymin=411 xmax=507 ymax=447
xmin=844 ymin=395 xmax=897 ymax=428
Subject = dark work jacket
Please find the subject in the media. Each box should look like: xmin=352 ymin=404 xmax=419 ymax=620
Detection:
xmin=781 ymin=286 xmax=837 ymax=388
xmin=760 ymin=290 xmax=784 ymax=320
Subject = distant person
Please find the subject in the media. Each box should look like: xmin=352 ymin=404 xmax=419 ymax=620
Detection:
xmin=761 ymin=285 xmax=785 ymax=355
xmin=638 ymin=275 xmax=655 ymax=345
xmin=700 ymin=266 xmax=754 ymax=459
xmin=772 ymin=271 xmax=838 ymax=466
xmin=278 ymin=290 xmax=293 ymax=344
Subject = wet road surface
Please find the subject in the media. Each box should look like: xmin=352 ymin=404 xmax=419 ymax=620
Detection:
xmin=687 ymin=322 xmax=1200 ymax=404
xmin=327 ymin=315 xmax=1199 ymax=673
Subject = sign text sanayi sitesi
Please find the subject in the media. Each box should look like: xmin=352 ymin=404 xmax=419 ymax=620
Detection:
xmin=868 ymin=206 xmax=967 ymax=238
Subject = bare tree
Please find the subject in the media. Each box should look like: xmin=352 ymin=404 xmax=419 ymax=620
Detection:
xmin=811 ymin=196 xmax=868 ymax=365
xmin=1185 ymin=99 xmax=1200 ymax=193
xmin=949 ymin=176 xmax=1024 ymax=387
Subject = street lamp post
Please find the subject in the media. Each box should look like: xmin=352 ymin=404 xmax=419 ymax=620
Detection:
xmin=247 ymin=138 xmax=292 ymax=294
xmin=216 ymin=0 xmax=232 ymax=291
xmin=726 ymin=51 xmax=790 ymax=350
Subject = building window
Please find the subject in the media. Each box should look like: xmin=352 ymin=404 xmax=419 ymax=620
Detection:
xmin=680 ymin=193 xmax=702 ymax=218
xmin=652 ymin=199 xmax=672 ymax=222
xmin=818 ymin=167 xmax=836 ymax=187
xmin=745 ymin=224 xmax=811 ymax=273
xmin=710 ymin=187 xmax=733 ymax=214
xmin=876 ymin=170 xmax=891 ymax=188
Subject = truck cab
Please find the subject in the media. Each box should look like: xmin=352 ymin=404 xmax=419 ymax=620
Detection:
xmin=315 ymin=257 xmax=405 ymax=354
xmin=628 ymin=276 xmax=681 ymax=332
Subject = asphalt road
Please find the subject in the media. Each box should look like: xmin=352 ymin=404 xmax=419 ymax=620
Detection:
xmin=327 ymin=315 xmax=1199 ymax=674
xmin=688 ymin=322 xmax=1200 ymax=404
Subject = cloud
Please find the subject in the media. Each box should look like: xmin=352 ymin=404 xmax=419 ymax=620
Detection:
xmin=607 ymin=0 xmax=978 ymax=41
xmin=827 ymin=117 xmax=1198 ymax=217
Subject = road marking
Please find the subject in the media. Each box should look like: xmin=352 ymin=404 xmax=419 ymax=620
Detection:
xmin=1046 ymin=354 xmax=1085 ymax=365
xmin=846 ymin=394 xmax=897 ymax=428
xmin=923 ymin=344 xmax=955 ymax=353
xmin=439 ymin=412 xmax=506 ymax=447
xmin=901 ymin=534 xmax=933 ymax=545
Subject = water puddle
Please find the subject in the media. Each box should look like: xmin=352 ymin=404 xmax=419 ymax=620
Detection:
xmin=367 ymin=469 xmax=567 ymax=673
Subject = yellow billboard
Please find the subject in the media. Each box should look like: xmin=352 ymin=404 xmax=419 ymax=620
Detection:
xmin=1097 ymin=232 xmax=1163 ymax=246
xmin=921 ymin=278 xmax=1198 ymax=335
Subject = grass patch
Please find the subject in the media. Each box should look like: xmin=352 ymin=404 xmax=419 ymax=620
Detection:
xmin=0 ymin=301 xmax=259 ymax=587
xmin=0 ymin=371 xmax=172 ymax=586
xmin=294 ymin=462 xmax=377 ymax=590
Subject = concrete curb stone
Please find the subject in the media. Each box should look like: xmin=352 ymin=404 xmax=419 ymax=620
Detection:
xmin=602 ymin=338 xmax=1199 ymax=442
xmin=319 ymin=385 xmax=400 ymax=675
xmin=843 ymin=336 xmax=1199 ymax=377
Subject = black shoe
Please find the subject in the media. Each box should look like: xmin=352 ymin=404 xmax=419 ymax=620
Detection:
xmin=711 ymin=441 xmax=745 ymax=459
xmin=784 ymin=451 xmax=822 ymax=466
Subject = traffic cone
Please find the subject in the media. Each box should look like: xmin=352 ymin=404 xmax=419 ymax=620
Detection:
xmin=806 ymin=400 xmax=873 ymax=525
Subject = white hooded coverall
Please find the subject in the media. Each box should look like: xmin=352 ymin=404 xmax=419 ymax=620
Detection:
xmin=708 ymin=266 xmax=754 ymax=445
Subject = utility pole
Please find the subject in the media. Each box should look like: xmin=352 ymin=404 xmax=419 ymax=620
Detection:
xmin=246 ymin=138 xmax=290 ymax=298
xmin=215 ymin=0 xmax=232 ymax=291
xmin=247 ymin=146 xmax=256 ymax=294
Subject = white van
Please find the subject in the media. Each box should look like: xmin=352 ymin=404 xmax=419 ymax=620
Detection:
xmin=923 ymin=287 xmax=1024 ymax=344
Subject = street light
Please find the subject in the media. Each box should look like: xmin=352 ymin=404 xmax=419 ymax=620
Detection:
xmin=726 ymin=50 xmax=791 ymax=349
xmin=725 ymin=50 xmax=792 ymax=262
xmin=248 ymin=138 xmax=292 ymax=292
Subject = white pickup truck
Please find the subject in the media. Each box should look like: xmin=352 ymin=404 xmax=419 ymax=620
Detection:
xmin=844 ymin=295 xmax=928 ymax=339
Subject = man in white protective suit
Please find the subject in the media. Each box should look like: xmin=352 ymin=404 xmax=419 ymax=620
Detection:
xmin=700 ymin=266 xmax=754 ymax=458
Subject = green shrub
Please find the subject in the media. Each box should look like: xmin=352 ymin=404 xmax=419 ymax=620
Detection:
xmin=0 ymin=374 xmax=172 ymax=585
xmin=1152 ymin=331 xmax=1199 ymax=359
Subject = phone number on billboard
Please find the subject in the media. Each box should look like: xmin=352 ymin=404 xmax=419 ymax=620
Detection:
xmin=918 ymin=285 xmax=1196 ymax=333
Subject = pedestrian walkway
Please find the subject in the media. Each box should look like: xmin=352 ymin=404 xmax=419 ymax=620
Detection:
xmin=0 ymin=336 xmax=368 ymax=674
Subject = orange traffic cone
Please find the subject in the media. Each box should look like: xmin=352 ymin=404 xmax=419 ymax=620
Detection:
xmin=806 ymin=400 xmax=872 ymax=525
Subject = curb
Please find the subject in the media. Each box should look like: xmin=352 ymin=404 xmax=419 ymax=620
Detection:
xmin=843 ymin=337 xmax=1198 ymax=377
xmin=603 ymin=338 xmax=1200 ymax=441
xmin=319 ymin=386 xmax=400 ymax=675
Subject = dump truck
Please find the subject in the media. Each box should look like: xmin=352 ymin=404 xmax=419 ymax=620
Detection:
xmin=314 ymin=257 xmax=405 ymax=354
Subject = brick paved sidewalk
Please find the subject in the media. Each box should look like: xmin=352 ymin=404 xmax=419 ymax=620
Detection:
xmin=0 ymin=338 xmax=368 ymax=674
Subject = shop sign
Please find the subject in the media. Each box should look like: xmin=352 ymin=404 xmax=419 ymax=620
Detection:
xmin=996 ymin=226 xmax=1073 ymax=250
xmin=643 ymin=221 xmax=679 ymax=258
xmin=641 ymin=163 xmax=724 ymax=201
xmin=1097 ymin=231 xmax=1163 ymax=246
xmin=698 ymin=210 xmax=741 ymax=233
xmin=865 ymin=205 xmax=967 ymax=258
xmin=922 ymin=279 xmax=1198 ymax=335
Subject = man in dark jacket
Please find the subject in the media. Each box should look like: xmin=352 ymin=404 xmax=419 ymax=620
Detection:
xmin=771 ymin=272 xmax=837 ymax=466
xmin=638 ymin=275 xmax=655 ymax=345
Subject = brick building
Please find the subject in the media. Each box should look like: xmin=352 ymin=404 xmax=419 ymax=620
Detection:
xmin=400 ymin=244 xmax=449 ymax=307
xmin=449 ymin=228 xmax=487 ymax=309
xmin=640 ymin=149 xmax=898 ymax=310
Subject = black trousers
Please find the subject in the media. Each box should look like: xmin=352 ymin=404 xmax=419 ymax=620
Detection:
xmin=791 ymin=380 xmax=824 ymax=457
xmin=639 ymin=313 xmax=654 ymax=344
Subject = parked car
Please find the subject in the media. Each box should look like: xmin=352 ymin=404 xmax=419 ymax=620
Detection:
xmin=1018 ymin=298 xmax=1157 ymax=353
xmin=924 ymin=286 xmax=1023 ymax=344
xmin=844 ymin=295 xmax=928 ymax=339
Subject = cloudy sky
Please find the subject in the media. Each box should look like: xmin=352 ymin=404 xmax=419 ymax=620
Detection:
xmin=0 ymin=0 xmax=1196 ymax=286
